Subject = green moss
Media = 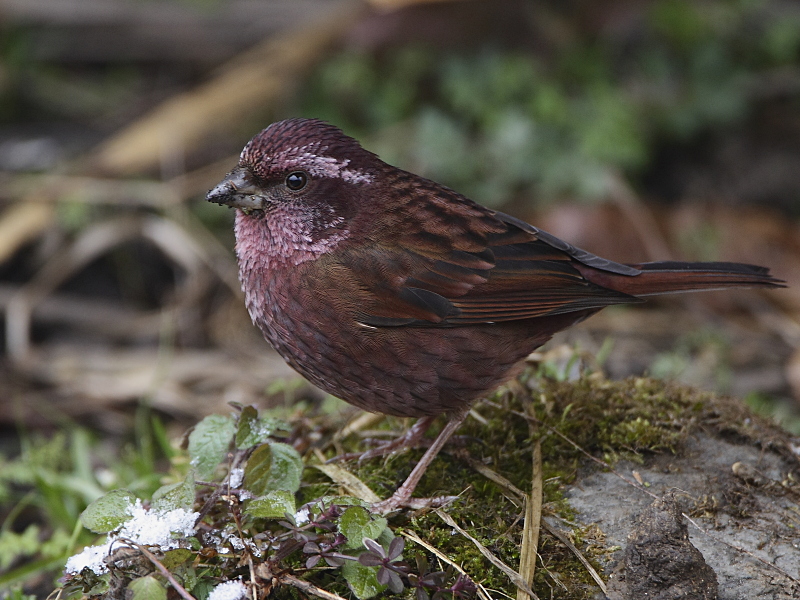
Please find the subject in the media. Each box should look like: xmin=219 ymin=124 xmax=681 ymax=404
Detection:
xmin=316 ymin=372 xmax=738 ymax=598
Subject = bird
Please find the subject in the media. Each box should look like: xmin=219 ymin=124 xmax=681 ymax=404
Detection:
xmin=207 ymin=118 xmax=784 ymax=513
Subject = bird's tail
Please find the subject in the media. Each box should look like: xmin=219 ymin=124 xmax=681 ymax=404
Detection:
xmin=577 ymin=261 xmax=785 ymax=298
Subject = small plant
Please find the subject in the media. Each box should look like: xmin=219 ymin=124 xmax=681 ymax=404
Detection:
xmin=60 ymin=405 xmax=476 ymax=599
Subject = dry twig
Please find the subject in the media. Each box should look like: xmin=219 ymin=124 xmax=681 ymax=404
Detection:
xmin=517 ymin=439 xmax=542 ymax=600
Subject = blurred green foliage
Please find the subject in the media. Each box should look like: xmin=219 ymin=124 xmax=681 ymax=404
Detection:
xmin=649 ymin=327 xmax=732 ymax=392
xmin=300 ymin=0 xmax=800 ymax=206
xmin=745 ymin=391 xmax=800 ymax=435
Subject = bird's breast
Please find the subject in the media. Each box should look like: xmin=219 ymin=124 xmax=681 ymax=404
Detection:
xmin=232 ymin=210 xmax=560 ymax=417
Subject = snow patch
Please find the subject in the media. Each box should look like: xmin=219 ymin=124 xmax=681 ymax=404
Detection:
xmin=208 ymin=579 xmax=247 ymax=600
xmin=229 ymin=467 xmax=245 ymax=489
xmin=65 ymin=499 xmax=199 ymax=575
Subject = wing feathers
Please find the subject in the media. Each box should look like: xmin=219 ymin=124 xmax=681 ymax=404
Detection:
xmin=345 ymin=184 xmax=779 ymax=329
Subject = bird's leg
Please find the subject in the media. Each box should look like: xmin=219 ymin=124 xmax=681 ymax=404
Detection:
xmin=371 ymin=412 xmax=468 ymax=514
xmin=329 ymin=415 xmax=437 ymax=463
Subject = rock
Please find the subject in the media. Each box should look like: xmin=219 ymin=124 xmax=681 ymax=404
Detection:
xmin=608 ymin=492 xmax=718 ymax=600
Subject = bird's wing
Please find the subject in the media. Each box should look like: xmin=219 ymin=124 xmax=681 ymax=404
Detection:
xmin=344 ymin=201 xmax=643 ymax=327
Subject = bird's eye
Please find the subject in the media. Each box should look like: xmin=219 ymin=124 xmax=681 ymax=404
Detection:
xmin=285 ymin=171 xmax=308 ymax=191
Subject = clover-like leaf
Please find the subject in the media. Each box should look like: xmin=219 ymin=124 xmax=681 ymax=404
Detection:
xmin=80 ymin=489 xmax=136 ymax=533
xmin=362 ymin=537 xmax=385 ymax=557
xmin=385 ymin=569 xmax=404 ymax=594
xmin=306 ymin=554 xmax=321 ymax=568
xmin=243 ymin=442 xmax=303 ymax=496
xmin=376 ymin=565 xmax=404 ymax=592
xmin=188 ymin=415 xmax=236 ymax=481
xmin=339 ymin=507 xmax=387 ymax=550
xmin=387 ymin=536 xmax=405 ymax=560
xmin=323 ymin=553 xmax=346 ymax=568
xmin=451 ymin=572 xmax=477 ymax=596
xmin=359 ymin=553 xmax=384 ymax=567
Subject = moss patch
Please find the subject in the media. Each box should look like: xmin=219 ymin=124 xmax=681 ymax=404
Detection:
xmin=313 ymin=370 xmax=787 ymax=598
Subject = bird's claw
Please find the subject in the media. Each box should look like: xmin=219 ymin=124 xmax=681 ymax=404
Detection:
xmin=327 ymin=416 xmax=436 ymax=464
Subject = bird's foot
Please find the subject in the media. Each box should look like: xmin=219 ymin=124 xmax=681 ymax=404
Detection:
xmin=369 ymin=414 xmax=469 ymax=514
xmin=327 ymin=416 xmax=436 ymax=464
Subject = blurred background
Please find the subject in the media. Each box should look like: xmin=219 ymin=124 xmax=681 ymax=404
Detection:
xmin=0 ymin=0 xmax=799 ymax=594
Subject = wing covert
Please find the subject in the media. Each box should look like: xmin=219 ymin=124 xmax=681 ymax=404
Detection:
xmin=343 ymin=184 xmax=642 ymax=328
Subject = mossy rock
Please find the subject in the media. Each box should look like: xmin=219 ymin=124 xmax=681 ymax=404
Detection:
xmin=317 ymin=373 xmax=800 ymax=599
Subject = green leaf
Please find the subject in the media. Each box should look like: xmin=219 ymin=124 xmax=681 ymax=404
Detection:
xmin=40 ymin=528 xmax=73 ymax=559
xmin=151 ymin=472 xmax=195 ymax=512
xmin=3 ymin=588 xmax=36 ymax=600
xmin=243 ymin=442 xmax=303 ymax=496
xmin=342 ymin=560 xmax=385 ymax=599
xmin=161 ymin=548 xmax=193 ymax=570
xmin=128 ymin=575 xmax=167 ymax=600
xmin=338 ymin=507 xmax=388 ymax=550
xmin=188 ymin=415 xmax=236 ymax=481
xmin=85 ymin=573 xmax=111 ymax=597
xmin=179 ymin=566 xmax=198 ymax=595
xmin=235 ymin=406 xmax=259 ymax=449
xmin=236 ymin=407 xmax=288 ymax=449
xmin=80 ymin=489 xmax=136 ymax=533
xmin=244 ymin=490 xmax=296 ymax=519
xmin=191 ymin=580 xmax=215 ymax=600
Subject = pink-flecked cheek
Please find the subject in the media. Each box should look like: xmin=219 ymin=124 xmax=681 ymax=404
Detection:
xmin=233 ymin=206 xmax=349 ymax=295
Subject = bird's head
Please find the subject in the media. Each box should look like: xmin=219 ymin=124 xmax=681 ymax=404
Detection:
xmin=207 ymin=118 xmax=379 ymax=217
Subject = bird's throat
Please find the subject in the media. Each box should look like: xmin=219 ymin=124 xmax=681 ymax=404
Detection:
xmin=234 ymin=205 xmax=349 ymax=269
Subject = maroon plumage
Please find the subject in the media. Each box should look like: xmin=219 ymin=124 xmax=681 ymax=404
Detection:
xmin=208 ymin=118 xmax=784 ymax=511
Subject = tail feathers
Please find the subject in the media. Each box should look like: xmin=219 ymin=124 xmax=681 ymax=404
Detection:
xmin=578 ymin=261 xmax=785 ymax=298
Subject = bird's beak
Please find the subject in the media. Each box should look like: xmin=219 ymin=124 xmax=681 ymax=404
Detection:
xmin=207 ymin=166 xmax=267 ymax=211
